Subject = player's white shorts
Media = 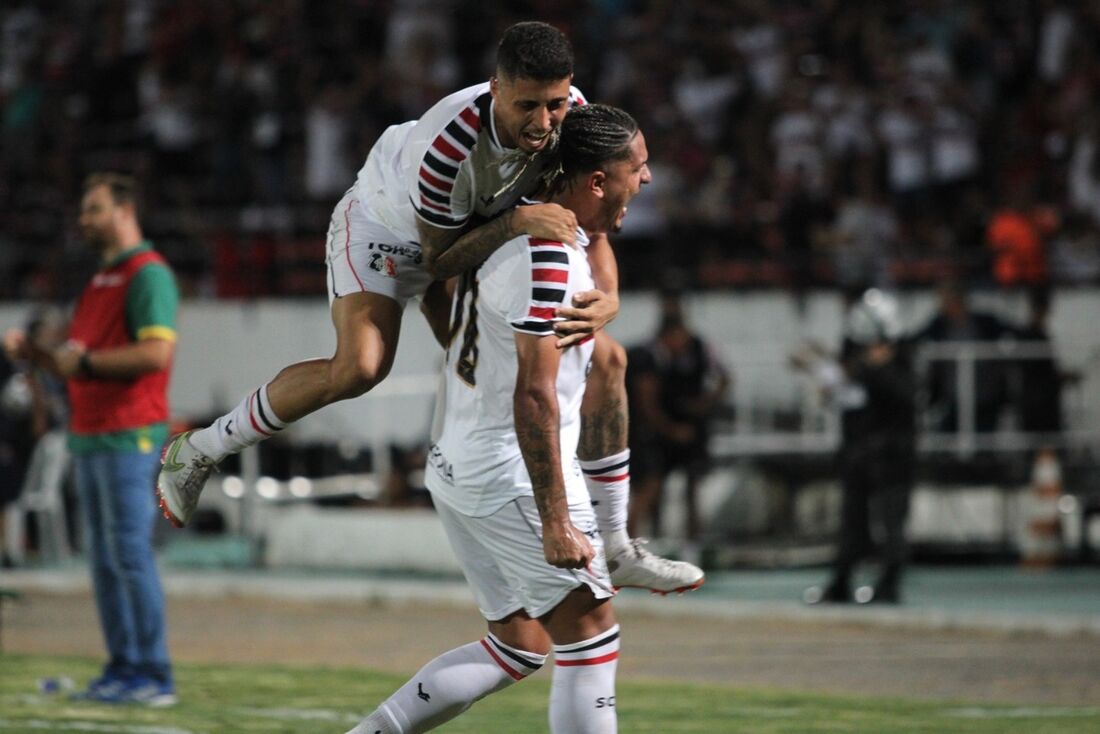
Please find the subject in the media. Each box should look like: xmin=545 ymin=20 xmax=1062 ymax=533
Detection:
xmin=324 ymin=190 xmax=433 ymax=308
xmin=433 ymin=494 xmax=615 ymax=621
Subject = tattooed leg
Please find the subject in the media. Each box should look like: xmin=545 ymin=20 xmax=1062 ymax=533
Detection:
xmin=579 ymin=333 xmax=632 ymax=551
xmin=579 ymin=332 xmax=629 ymax=462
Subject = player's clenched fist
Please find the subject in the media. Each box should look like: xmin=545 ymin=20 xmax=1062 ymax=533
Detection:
xmin=542 ymin=520 xmax=595 ymax=569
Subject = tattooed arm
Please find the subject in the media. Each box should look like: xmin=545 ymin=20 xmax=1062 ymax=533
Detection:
xmin=419 ymin=202 xmax=579 ymax=280
xmin=514 ymin=331 xmax=595 ymax=569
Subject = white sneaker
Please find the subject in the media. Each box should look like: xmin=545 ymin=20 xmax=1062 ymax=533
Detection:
xmin=157 ymin=431 xmax=217 ymax=527
xmin=121 ymin=677 xmax=178 ymax=707
xmin=606 ymin=538 xmax=705 ymax=594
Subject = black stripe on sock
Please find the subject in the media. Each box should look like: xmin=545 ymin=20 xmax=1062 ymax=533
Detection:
xmin=582 ymin=458 xmax=630 ymax=475
xmin=567 ymin=628 xmax=620 ymax=653
xmin=254 ymin=390 xmax=281 ymax=432
xmin=488 ymin=636 xmax=543 ymax=671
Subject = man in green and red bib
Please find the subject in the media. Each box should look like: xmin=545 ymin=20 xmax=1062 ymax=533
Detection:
xmin=5 ymin=173 xmax=178 ymax=704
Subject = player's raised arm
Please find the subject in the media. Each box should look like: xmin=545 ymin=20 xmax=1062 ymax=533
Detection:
xmin=513 ymin=331 xmax=595 ymax=570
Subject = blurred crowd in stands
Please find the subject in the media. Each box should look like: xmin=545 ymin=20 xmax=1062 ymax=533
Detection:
xmin=2 ymin=0 xmax=1100 ymax=301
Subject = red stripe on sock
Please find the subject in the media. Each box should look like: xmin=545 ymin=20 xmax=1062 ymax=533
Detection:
xmin=248 ymin=393 xmax=272 ymax=437
xmin=590 ymin=473 xmax=629 ymax=483
xmin=555 ymin=651 xmax=619 ymax=667
xmin=480 ymin=639 xmax=524 ymax=681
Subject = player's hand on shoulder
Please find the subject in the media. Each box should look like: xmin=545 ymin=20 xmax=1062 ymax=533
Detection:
xmin=554 ymin=289 xmax=619 ymax=347
xmin=542 ymin=520 xmax=595 ymax=569
xmin=518 ymin=203 xmax=577 ymax=247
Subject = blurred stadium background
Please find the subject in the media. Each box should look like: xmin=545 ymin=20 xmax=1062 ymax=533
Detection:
xmin=3 ymin=0 xmax=1100 ymax=726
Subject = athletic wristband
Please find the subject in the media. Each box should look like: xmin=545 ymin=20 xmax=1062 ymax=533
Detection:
xmin=79 ymin=352 xmax=95 ymax=377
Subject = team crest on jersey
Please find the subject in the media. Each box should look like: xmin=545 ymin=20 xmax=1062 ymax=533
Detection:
xmin=367 ymin=253 xmax=397 ymax=278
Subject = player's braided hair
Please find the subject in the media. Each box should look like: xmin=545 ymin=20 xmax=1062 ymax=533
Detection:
xmin=544 ymin=104 xmax=639 ymax=194
xmin=496 ymin=21 xmax=573 ymax=81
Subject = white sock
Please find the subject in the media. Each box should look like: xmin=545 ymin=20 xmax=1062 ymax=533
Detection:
xmin=345 ymin=709 xmax=399 ymax=734
xmin=550 ymin=625 xmax=620 ymax=734
xmin=188 ymin=384 xmax=287 ymax=461
xmin=581 ymin=451 xmax=631 ymax=552
xmin=348 ymin=634 xmax=545 ymax=734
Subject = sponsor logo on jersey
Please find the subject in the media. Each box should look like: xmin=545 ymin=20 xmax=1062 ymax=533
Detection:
xmin=366 ymin=241 xmax=422 ymax=263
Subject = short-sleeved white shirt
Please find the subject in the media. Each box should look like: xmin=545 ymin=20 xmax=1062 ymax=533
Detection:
xmin=426 ymin=226 xmax=595 ymax=517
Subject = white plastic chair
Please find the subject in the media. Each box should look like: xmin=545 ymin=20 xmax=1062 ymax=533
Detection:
xmin=4 ymin=429 xmax=71 ymax=564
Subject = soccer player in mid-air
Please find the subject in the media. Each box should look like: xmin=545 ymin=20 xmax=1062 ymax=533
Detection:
xmin=157 ymin=21 xmax=702 ymax=593
xmin=346 ymin=101 xmax=646 ymax=734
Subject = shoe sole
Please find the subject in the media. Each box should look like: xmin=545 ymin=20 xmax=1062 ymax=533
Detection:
xmin=157 ymin=494 xmax=183 ymax=529
xmin=614 ymin=577 xmax=706 ymax=595
xmin=156 ymin=437 xmax=185 ymax=528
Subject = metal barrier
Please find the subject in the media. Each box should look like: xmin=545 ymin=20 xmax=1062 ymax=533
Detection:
xmin=711 ymin=339 xmax=1100 ymax=460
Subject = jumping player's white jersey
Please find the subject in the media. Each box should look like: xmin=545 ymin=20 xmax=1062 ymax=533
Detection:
xmin=353 ymin=82 xmax=587 ymax=244
xmin=426 ymin=226 xmax=595 ymax=517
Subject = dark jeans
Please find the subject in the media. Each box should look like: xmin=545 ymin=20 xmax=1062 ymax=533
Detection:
xmin=74 ymin=449 xmax=172 ymax=684
xmin=834 ymin=452 xmax=912 ymax=582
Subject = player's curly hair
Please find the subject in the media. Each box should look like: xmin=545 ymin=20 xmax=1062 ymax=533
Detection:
xmin=496 ymin=22 xmax=573 ymax=81
xmin=545 ymin=104 xmax=639 ymax=194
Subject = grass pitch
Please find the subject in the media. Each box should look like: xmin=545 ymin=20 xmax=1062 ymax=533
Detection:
xmin=1 ymin=655 xmax=1098 ymax=733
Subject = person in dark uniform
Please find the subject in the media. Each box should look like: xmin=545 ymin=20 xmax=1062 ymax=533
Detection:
xmin=795 ymin=289 xmax=916 ymax=604
xmin=626 ymin=292 xmax=730 ymax=545
xmin=914 ymin=281 xmax=1013 ymax=433
xmin=0 ymin=346 xmax=34 ymax=567
xmin=1013 ymin=287 xmax=1077 ymax=436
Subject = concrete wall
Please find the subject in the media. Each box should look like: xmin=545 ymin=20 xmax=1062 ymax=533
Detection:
xmin=3 ymin=288 xmax=1099 ymax=448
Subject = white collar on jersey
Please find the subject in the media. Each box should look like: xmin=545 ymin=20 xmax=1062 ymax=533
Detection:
xmin=517 ymin=198 xmax=590 ymax=248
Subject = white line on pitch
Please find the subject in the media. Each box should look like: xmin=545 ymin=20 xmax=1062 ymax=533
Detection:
xmin=943 ymin=707 xmax=1099 ymax=719
xmin=0 ymin=720 xmax=200 ymax=734
xmin=231 ymin=706 xmax=362 ymax=723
